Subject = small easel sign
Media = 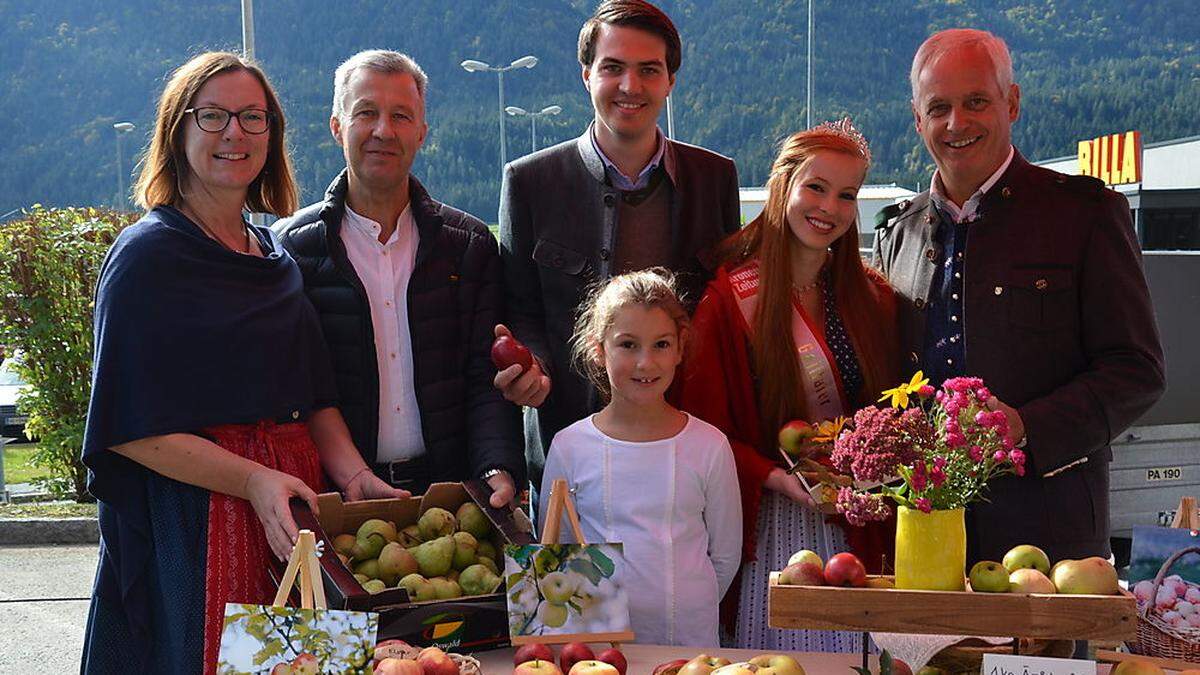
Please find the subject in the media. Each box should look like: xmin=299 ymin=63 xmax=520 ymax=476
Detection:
xmin=217 ymin=530 xmax=378 ymax=674
xmin=503 ymin=478 xmax=635 ymax=645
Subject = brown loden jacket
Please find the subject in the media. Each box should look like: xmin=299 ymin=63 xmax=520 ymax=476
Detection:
xmin=872 ymin=151 xmax=1165 ymax=563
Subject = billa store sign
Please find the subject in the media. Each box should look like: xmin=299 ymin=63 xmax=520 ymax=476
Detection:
xmin=1078 ymin=130 xmax=1142 ymax=185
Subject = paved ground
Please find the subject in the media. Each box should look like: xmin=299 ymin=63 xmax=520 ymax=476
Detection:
xmin=0 ymin=544 xmax=97 ymax=672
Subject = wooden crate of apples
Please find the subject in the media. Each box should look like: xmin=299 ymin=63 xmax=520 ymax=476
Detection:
xmin=769 ymin=545 xmax=1136 ymax=640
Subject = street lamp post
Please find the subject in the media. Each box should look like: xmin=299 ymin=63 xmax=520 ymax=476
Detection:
xmin=505 ymin=105 xmax=562 ymax=154
xmin=461 ymin=55 xmax=538 ymax=173
xmin=113 ymin=122 xmax=135 ymax=210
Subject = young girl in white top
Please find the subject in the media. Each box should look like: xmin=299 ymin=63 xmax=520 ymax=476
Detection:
xmin=538 ymin=268 xmax=742 ymax=647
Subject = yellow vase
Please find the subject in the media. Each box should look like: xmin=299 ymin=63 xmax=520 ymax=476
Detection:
xmin=894 ymin=505 xmax=966 ymax=591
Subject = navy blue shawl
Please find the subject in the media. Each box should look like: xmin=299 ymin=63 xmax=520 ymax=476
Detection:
xmin=81 ymin=206 xmax=337 ymax=669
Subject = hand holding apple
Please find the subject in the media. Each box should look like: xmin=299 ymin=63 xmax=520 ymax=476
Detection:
xmin=492 ymin=324 xmax=551 ymax=406
xmin=778 ymin=420 xmax=817 ymax=455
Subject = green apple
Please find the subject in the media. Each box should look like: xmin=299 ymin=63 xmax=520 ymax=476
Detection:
xmin=1002 ymin=544 xmax=1051 ymax=574
xmin=787 ymin=549 xmax=823 ymax=569
xmin=537 ymin=599 xmax=568 ymax=628
xmin=748 ymin=654 xmax=806 ymax=675
xmin=968 ymin=561 xmax=1011 ymax=593
xmin=538 ymin=571 xmax=577 ymax=603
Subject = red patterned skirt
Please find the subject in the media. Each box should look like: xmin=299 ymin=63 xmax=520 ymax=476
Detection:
xmin=199 ymin=420 xmax=324 ymax=674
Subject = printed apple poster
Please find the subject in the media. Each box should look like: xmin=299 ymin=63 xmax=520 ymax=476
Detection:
xmin=503 ymin=543 xmax=632 ymax=637
xmin=217 ymin=602 xmax=377 ymax=674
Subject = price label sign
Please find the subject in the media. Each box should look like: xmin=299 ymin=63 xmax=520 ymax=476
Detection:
xmin=981 ymin=653 xmax=1096 ymax=675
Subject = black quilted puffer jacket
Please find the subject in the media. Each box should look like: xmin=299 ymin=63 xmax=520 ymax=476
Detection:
xmin=273 ymin=171 xmax=525 ymax=486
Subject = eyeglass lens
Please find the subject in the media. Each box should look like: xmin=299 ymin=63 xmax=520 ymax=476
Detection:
xmin=193 ymin=107 xmax=270 ymax=134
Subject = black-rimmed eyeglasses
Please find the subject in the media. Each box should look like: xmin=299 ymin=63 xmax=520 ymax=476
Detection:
xmin=184 ymin=107 xmax=272 ymax=134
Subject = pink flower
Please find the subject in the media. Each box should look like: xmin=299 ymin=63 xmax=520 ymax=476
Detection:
xmin=915 ymin=497 xmax=932 ymax=513
xmin=835 ymin=487 xmax=892 ymax=526
xmin=930 ymin=466 xmax=946 ymax=487
xmin=974 ymin=410 xmax=992 ymax=427
xmin=1014 ymin=463 xmax=1025 ymax=476
xmin=933 ymin=456 xmax=947 ymax=469
xmin=976 ymin=387 xmax=991 ymax=401
xmin=969 ymin=445 xmax=984 ymax=462
xmin=832 ymin=406 xmax=928 ymax=482
xmin=993 ymin=450 xmax=1008 ymax=463
xmin=946 ymin=432 xmax=967 ymax=448
xmin=1009 ymin=449 xmax=1026 ymax=467
xmin=935 ymin=390 xmax=945 ymax=403
xmin=918 ymin=385 xmax=935 ymax=398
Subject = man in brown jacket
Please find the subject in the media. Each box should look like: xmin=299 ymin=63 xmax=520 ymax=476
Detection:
xmin=874 ymin=28 xmax=1165 ymax=564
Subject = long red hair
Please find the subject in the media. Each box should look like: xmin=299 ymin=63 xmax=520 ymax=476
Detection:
xmin=718 ymin=129 xmax=899 ymax=450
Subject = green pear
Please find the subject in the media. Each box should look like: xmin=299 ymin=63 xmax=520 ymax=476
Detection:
xmin=452 ymin=531 xmax=479 ymax=570
xmin=332 ymin=533 xmax=357 ymax=557
xmin=418 ymin=507 xmax=457 ymax=540
xmin=475 ymin=556 xmax=500 ymax=576
xmin=456 ymin=502 xmax=493 ymax=539
xmin=377 ymin=542 xmax=419 ymax=584
xmin=398 ymin=524 xmax=424 ymax=547
xmin=354 ymin=558 xmax=381 ymax=580
xmin=351 ymin=532 xmax=387 ymax=561
xmin=356 ymin=518 xmax=398 ymax=544
xmin=362 ymin=579 xmax=388 ymax=594
xmin=412 ymin=535 xmax=455 ymax=577
xmin=397 ymin=573 xmax=437 ymax=602
xmin=475 ymin=539 xmax=497 ymax=563
xmin=430 ymin=577 xmax=463 ymax=599
xmin=459 ymin=563 xmax=502 ymax=596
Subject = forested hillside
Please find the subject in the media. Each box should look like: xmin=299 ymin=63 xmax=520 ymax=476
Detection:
xmin=2 ymin=0 xmax=1198 ymax=219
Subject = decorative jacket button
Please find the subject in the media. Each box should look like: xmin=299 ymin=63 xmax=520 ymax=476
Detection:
xmin=291 ymin=410 xmax=300 ymax=420
xmin=925 ymin=248 xmax=936 ymax=261
xmin=603 ymin=194 xmax=615 ymax=207
xmin=924 ymin=213 xmax=935 ymax=224
xmin=1001 ymin=186 xmax=1013 ymax=198
xmin=600 ymin=248 xmax=610 ymax=261
xmin=914 ymin=297 xmax=926 ymax=310
xmin=1035 ymin=278 xmax=1048 ymax=290
xmin=994 ymin=286 xmax=1004 ymax=296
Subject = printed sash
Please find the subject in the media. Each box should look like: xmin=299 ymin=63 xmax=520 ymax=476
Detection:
xmin=728 ymin=260 xmax=848 ymax=420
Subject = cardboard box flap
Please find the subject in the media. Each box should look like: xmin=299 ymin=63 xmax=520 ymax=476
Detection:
xmin=315 ymin=491 xmax=422 ymax=536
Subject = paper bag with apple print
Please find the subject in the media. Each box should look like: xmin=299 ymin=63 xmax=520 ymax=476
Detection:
xmin=503 ymin=542 xmax=634 ymax=643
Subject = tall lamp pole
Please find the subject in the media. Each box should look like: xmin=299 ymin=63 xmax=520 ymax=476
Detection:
xmin=461 ymin=56 xmax=538 ymax=173
xmin=113 ymin=122 xmax=136 ymax=210
xmin=505 ymin=105 xmax=562 ymax=154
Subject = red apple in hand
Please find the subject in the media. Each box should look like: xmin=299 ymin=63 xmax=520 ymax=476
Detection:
xmin=778 ymin=420 xmax=816 ymax=455
xmin=515 ymin=643 xmax=556 ymax=666
xmin=824 ymin=552 xmax=867 ymax=587
xmin=491 ymin=334 xmax=534 ymax=371
xmin=596 ymin=647 xmax=628 ymax=675
xmin=560 ymin=642 xmax=595 ymax=674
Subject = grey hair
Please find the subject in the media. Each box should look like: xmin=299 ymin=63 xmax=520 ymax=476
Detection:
xmin=910 ymin=28 xmax=1014 ymax=101
xmin=331 ymin=49 xmax=428 ymax=119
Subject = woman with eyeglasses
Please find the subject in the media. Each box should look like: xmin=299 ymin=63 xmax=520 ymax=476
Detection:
xmin=80 ymin=52 xmax=404 ymax=674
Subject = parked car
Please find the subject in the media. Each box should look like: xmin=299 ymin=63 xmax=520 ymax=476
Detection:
xmin=0 ymin=357 xmax=31 ymax=440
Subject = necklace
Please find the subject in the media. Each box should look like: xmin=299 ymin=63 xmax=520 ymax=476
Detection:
xmin=792 ymin=276 xmax=823 ymax=295
xmin=182 ymin=204 xmax=251 ymax=254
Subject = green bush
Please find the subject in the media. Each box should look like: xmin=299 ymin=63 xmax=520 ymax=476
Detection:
xmin=0 ymin=206 xmax=135 ymax=501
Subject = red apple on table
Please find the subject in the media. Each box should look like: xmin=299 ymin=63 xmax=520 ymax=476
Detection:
xmin=373 ymin=658 xmax=423 ymax=675
xmin=514 ymin=643 xmax=556 ymax=666
xmin=415 ymin=646 xmax=458 ymax=675
xmin=824 ymin=552 xmax=867 ymax=587
xmin=569 ymin=661 xmax=620 ymax=675
xmin=559 ymin=642 xmax=596 ymax=674
xmin=596 ymin=647 xmax=628 ymax=675
xmin=516 ymin=660 xmax=565 ymax=675
xmin=778 ymin=420 xmax=817 ymax=455
xmin=491 ymin=334 xmax=534 ymax=371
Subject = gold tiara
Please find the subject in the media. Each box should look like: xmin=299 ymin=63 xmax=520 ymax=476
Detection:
xmin=813 ymin=117 xmax=871 ymax=163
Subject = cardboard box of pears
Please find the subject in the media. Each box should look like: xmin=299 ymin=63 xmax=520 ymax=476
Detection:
xmin=294 ymin=481 xmax=535 ymax=651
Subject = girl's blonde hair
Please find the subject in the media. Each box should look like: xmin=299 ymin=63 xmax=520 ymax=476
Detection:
xmin=571 ymin=267 xmax=690 ymax=400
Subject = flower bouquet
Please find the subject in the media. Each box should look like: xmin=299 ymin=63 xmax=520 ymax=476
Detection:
xmin=829 ymin=372 xmax=1026 ymax=590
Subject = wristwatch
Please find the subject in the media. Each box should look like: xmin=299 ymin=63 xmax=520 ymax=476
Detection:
xmin=480 ymin=468 xmax=508 ymax=481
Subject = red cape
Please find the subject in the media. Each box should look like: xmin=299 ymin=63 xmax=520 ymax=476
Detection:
xmin=675 ymin=266 xmax=894 ymax=629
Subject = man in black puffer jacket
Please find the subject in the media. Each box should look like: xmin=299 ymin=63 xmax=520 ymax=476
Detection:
xmin=274 ymin=49 xmax=523 ymax=507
